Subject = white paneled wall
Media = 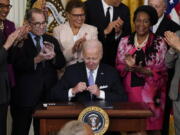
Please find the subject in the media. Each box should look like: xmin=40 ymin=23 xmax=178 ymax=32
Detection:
xmin=7 ymin=0 xmax=27 ymax=27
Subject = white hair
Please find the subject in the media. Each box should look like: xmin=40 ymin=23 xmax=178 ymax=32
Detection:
xmin=82 ymin=39 xmax=103 ymax=57
xmin=57 ymin=120 xmax=88 ymax=135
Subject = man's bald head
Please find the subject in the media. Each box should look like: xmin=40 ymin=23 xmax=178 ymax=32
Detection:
xmin=148 ymin=0 xmax=166 ymax=18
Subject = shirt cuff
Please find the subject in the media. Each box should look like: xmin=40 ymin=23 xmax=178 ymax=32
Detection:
xmin=97 ymin=90 xmax=105 ymax=100
xmin=34 ymin=64 xmax=37 ymax=70
xmin=68 ymin=88 xmax=75 ymax=101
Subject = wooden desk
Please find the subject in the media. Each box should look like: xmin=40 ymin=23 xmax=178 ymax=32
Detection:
xmin=33 ymin=102 xmax=152 ymax=135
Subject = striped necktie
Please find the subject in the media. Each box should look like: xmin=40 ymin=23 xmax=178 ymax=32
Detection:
xmin=34 ymin=36 xmax=41 ymax=53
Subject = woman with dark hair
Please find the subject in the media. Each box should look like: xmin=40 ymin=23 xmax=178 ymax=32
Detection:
xmin=53 ymin=0 xmax=97 ymax=67
xmin=116 ymin=5 xmax=167 ymax=135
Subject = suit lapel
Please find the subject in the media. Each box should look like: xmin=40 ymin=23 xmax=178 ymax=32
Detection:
xmin=27 ymin=34 xmax=39 ymax=56
xmin=98 ymin=0 xmax=107 ymax=20
xmin=155 ymin=17 xmax=166 ymax=35
xmin=80 ymin=63 xmax=89 ymax=85
xmin=113 ymin=7 xmax=117 ymax=21
xmin=95 ymin=64 xmax=105 ymax=87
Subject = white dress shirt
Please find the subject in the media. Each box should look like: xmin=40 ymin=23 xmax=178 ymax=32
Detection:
xmin=152 ymin=14 xmax=164 ymax=33
xmin=101 ymin=0 xmax=113 ymax=22
xmin=29 ymin=32 xmax=43 ymax=70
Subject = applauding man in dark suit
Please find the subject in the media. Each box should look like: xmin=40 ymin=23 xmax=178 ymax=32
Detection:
xmin=85 ymin=0 xmax=131 ymax=66
xmin=52 ymin=39 xmax=127 ymax=102
xmin=11 ymin=8 xmax=66 ymax=135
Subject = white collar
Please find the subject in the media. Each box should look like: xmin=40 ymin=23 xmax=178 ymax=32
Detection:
xmin=101 ymin=0 xmax=113 ymax=19
xmin=86 ymin=65 xmax=99 ymax=77
xmin=152 ymin=14 xmax=164 ymax=33
xmin=101 ymin=0 xmax=112 ymax=9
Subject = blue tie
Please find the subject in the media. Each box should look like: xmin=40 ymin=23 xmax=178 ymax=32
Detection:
xmin=88 ymin=70 xmax=94 ymax=86
xmin=88 ymin=70 xmax=94 ymax=100
xmin=34 ymin=36 xmax=41 ymax=53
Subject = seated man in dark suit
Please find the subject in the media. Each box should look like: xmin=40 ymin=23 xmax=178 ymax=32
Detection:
xmin=52 ymin=39 xmax=127 ymax=102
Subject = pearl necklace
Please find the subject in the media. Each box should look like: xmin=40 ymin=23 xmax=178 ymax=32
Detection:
xmin=134 ymin=34 xmax=149 ymax=50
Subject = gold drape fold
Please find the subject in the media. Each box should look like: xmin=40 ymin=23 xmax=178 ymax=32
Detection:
xmin=122 ymin=0 xmax=144 ymax=31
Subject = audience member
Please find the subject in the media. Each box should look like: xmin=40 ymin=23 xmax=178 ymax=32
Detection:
xmin=52 ymin=39 xmax=127 ymax=102
xmin=164 ymin=31 xmax=180 ymax=51
xmin=0 ymin=0 xmax=15 ymax=39
xmin=0 ymin=28 xmax=23 ymax=135
xmin=165 ymin=30 xmax=180 ymax=135
xmin=10 ymin=8 xmax=66 ymax=135
xmin=85 ymin=0 xmax=131 ymax=66
xmin=148 ymin=0 xmax=180 ymax=134
xmin=116 ymin=5 xmax=167 ymax=135
xmin=53 ymin=0 xmax=97 ymax=67
xmin=57 ymin=120 xmax=94 ymax=135
xmin=0 ymin=0 xmax=16 ymax=87
xmin=148 ymin=0 xmax=180 ymax=36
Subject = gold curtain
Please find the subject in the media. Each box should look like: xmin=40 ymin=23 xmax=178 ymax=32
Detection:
xmin=122 ymin=0 xmax=144 ymax=31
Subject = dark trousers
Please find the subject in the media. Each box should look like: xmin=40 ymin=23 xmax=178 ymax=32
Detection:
xmin=11 ymin=106 xmax=39 ymax=135
xmin=0 ymin=104 xmax=8 ymax=135
xmin=162 ymin=68 xmax=174 ymax=135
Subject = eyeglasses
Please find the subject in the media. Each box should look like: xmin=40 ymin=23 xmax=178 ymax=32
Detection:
xmin=30 ymin=21 xmax=47 ymax=27
xmin=0 ymin=3 xmax=12 ymax=9
xmin=70 ymin=13 xmax=85 ymax=18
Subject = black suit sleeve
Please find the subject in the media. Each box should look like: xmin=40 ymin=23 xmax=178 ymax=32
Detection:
xmin=119 ymin=4 xmax=131 ymax=38
xmin=104 ymin=68 xmax=127 ymax=102
xmin=44 ymin=35 xmax=66 ymax=69
xmin=12 ymin=44 xmax=36 ymax=73
xmin=0 ymin=47 xmax=7 ymax=65
xmin=51 ymin=66 xmax=73 ymax=102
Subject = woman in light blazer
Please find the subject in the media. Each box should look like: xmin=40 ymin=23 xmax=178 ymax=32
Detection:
xmin=53 ymin=0 xmax=98 ymax=66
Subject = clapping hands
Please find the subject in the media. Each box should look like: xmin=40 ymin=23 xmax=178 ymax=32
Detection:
xmin=125 ymin=54 xmax=136 ymax=67
xmin=164 ymin=31 xmax=180 ymax=51
xmin=3 ymin=25 xmax=30 ymax=50
xmin=104 ymin=17 xmax=124 ymax=35
xmin=124 ymin=54 xmax=152 ymax=76
xmin=34 ymin=41 xmax=56 ymax=64
xmin=42 ymin=41 xmax=56 ymax=60
xmin=72 ymin=34 xmax=87 ymax=53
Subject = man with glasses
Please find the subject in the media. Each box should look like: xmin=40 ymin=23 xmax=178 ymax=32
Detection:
xmin=11 ymin=8 xmax=66 ymax=135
